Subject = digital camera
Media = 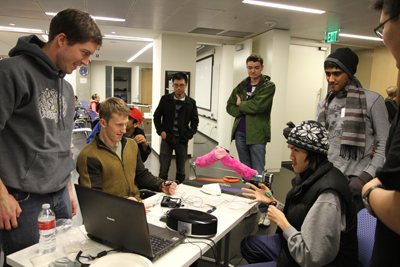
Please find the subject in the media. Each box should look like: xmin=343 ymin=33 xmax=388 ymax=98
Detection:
xmin=161 ymin=196 xmax=182 ymax=208
xmin=247 ymin=170 xmax=274 ymax=190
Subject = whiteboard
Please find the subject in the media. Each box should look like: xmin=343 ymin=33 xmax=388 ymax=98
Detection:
xmin=195 ymin=55 xmax=213 ymax=110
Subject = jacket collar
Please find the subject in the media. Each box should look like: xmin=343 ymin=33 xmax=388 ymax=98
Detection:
xmin=95 ymin=132 xmax=127 ymax=149
xmin=168 ymin=92 xmax=189 ymax=103
xmin=291 ymin=159 xmax=332 ymax=196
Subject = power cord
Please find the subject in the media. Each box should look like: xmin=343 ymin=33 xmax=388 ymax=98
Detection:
xmin=75 ymin=249 xmax=119 ymax=266
xmin=182 ymin=234 xmax=220 ymax=267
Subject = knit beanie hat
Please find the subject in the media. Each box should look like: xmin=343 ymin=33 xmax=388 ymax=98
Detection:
xmin=129 ymin=107 xmax=143 ymax=125
xmin=325 ymin=47 xmax=359 ymax=79
xmin=287 ymin=120 xmax=329 ymax=155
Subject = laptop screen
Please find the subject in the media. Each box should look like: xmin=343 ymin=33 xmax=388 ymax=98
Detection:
xmin=74 ymin=184 xmax=184 ymax=260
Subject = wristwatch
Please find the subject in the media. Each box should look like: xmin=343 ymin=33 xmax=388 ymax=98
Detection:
xmin=362 ymin=184 xmax=385 ymax=217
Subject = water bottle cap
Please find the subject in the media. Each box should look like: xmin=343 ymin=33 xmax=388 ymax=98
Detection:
xmin=42 ymin=203 xmax=50 ymax=209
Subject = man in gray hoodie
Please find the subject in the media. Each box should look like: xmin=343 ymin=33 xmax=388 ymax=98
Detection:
xmin=0 ymin=8 xmax=102 ymax=261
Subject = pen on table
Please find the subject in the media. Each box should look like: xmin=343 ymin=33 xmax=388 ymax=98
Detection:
xmin=205 ymin=204 xmax=217 ymax=213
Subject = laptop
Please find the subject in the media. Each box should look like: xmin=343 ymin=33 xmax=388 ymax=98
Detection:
xmin=74 ymin=184 xmax=184 ymax=261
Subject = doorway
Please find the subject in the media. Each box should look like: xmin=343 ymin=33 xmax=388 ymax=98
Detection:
xmin=282 ymin=44 xmax=328 ymax=162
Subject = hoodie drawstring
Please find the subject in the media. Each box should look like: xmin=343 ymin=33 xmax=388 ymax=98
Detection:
xmin=57 ymin=72 xmax=65 ymax=130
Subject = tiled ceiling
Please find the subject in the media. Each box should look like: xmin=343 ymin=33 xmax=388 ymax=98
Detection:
xmin=0 ymin=0 xmax=385 ymax=63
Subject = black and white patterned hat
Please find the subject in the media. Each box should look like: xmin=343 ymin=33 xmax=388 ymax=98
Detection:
xmin=287 ymin=120 xmax=329 ymax=155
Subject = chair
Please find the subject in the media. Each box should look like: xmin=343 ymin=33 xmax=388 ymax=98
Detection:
xmin=73 ymin=119 xmax=92 ymax=137
xmin=80 ymin=100 xmax=90 ymax=112
xmin=86 ymin=109 xmax=99 ymax=129
xmin=357 ymin=208 xmax=377 ymax=267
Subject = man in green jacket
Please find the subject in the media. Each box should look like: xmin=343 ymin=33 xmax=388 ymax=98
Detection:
xmin=226 ymin=53 xmax=276 ymax=176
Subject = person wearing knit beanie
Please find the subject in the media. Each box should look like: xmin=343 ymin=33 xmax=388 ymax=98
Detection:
xmin=317 ymin=47 xmax=389 ymax=213
xmin=325 ymin=47 xmax=359 ymax=79
xmin=240 ymin=120 xmax=357 ymax=266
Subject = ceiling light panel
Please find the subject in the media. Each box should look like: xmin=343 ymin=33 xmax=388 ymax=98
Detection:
xmin=0 ymin=26 xmax=44 ymax=34
xmin=127 ymin=43 xmax=153 ymax=62
xmin=103 ymin=35 xmax=153 ymax=42
xmin=339 ymin=33 xmax=383 ymax=41
xmin=242 ymin=0 xmax=325 ymax=14
xmin=45 ymin=12 xmax=125 ymax=22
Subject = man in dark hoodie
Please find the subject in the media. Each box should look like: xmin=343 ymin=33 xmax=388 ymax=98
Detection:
xmin=0 ymin=8 xmax=102 ymax=261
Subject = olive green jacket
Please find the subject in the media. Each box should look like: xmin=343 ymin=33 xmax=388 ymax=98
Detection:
xmin=77 ymin=134 xmax=163 ymax=200
xmin=226 ymin=74 xmax=275 ymax=144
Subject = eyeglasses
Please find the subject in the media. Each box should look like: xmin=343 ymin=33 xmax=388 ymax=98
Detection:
xmin=173 ymin=83 xmax=186 ymax=88
xmin=374 ymin=11 xmax=400 ymax=38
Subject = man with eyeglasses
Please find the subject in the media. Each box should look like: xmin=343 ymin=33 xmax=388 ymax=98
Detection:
xmin=316 ymin=48 xmax=389 ymax=213
xmin=153 ymin=72 xmax=199 ymax=183
xmin=359 ymin=1 xmax=400 ymax=265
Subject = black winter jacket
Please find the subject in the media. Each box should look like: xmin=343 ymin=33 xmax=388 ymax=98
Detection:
xmin=277 ymin=161 xmax=358 ymax=267
xmin=153 ymin=93 xmax=199 ymax=143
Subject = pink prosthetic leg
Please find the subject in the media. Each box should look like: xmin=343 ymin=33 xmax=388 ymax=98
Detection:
xmin=195 ymin=146 xmax=227 ymax=167
xmin=219 ymin=155 xmax=257 ymax=180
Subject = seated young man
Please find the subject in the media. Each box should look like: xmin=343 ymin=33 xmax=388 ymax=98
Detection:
xmin=86 ymin=106 xmax=151 ymax=162
xmin=241 ymin=120 xmax=357 ymax=267
xmin=77 ymin=97 xmax=176 ymax=201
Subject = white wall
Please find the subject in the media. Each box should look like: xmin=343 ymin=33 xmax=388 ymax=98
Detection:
xmin=64 ymin=71 xmax=76 ymax=94
xmin=281 ymin=42 xmax=329 ymax=162
xmin=196 ymin=46 xmax=220 ymax=141
xmin=253 ymin=29 xmax=291 ymax=172
xmin=216 ymin=45 xmax=235 ymax=151
xmin=151 ymin=34 xmax=197 ymax=156
xmin=224 ymin=39 xmax=254 ymax=159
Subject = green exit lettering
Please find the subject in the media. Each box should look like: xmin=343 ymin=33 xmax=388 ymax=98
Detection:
xmin=325 ymin=30 xmax=340 ymax=43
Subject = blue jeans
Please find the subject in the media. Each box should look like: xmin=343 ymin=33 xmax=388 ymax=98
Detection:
xmin=235 ymin=131 xmax=266 ymax=175
xmin=241 ymin=234 xmax=281 ymax=266
xmin=159 ymin=139 xmax=188 ymax=183
xmin=0 ymin=186 xmax=72 ymax=265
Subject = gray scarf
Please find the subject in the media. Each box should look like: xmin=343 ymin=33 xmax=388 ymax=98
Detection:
xmin=317 ymin=77 xmax=367 ymax=160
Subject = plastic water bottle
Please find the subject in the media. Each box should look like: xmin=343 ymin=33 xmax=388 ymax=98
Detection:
xmin=38 ymin=203 xmax=56 ymax=254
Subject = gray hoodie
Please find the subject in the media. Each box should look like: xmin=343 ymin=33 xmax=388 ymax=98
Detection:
xmin=0 ymin=35 xmax=75 ymax=194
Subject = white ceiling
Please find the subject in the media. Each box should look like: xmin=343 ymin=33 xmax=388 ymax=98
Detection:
xmin=0 ymin=0 xmax=385 ymax=64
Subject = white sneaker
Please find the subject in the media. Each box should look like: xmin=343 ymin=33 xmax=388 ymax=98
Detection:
xmin=245 ymin=205 xmax=259 ymax=218
xmin=258 ymin=213 xmax=271 ymax=226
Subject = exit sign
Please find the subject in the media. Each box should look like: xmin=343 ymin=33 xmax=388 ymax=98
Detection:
xmin=325 ymin=30 xmax=340 ymax=43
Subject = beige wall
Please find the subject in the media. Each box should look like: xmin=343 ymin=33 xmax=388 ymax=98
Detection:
xmin=355 ymin=47 xmax=398 ymax=98
xmin=354 ymin=50 xmax=373 ymax=89
xmin=370 ymin=47 xmax=398 ymax=97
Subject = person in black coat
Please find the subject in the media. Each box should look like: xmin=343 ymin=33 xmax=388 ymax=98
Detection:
xmin=384 ymin=85 xmax=398 ymax=123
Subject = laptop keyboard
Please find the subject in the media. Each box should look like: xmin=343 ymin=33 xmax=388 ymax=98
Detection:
xmin=150 ymin=235 xmax=172 ymax=254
